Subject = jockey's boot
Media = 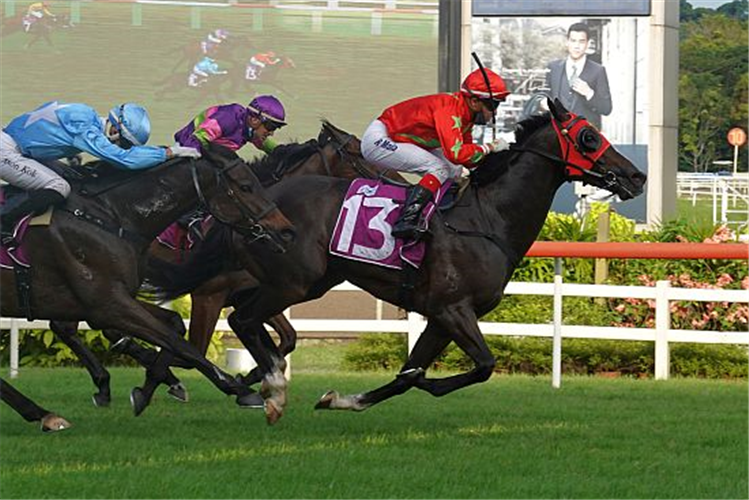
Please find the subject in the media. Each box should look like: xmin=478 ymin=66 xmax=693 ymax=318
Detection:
xmin=392 ymin=185 xmax=434 ymax=240
xmin=0 ymin=189 xmax=65 ymax=247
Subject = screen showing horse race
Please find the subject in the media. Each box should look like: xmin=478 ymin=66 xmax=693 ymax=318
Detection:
xmin=0 ymin=0 xmax=439 ymax=160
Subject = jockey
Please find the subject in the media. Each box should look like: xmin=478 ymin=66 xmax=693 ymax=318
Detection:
xmin=172 ymin=95 xmax=286 ymax=240
xmin=200 ymin=28 xmax=229 ymax=55
xmin=188 ymin=57 xmax=227 ymax=88
xmin=360 ymin=68 xmax=511 ymax=239
xmin=174 ymin=94 xmax=287 ymax=156
xmin=23 ymin=1 xmax=55 ymax=32
xmin=0 ymin=101 xmax=201 ymax=245
xmin=245 ymin=51 xmax=281 ymax=81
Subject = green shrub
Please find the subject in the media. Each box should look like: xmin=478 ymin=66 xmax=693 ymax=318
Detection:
xmin=343 ymin=334 xmax=748 ymax=379
xmin=342 ymin=333 xmax=407 ymax=371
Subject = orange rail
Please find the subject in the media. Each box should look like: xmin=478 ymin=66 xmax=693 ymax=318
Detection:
xmin=526 ymin=242 xmax=749 ymax=260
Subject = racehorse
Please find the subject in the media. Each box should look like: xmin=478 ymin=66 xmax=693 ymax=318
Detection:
xmin=52 ymin=122 xmax=404 ymax=415
xmin=150 ymin=99 xmax=646 ymax=423
xmin=0 ymin=144 xmax=295 ymax=431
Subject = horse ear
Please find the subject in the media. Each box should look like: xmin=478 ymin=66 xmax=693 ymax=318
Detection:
xmin=548 ymin=98 xmax=571 ymax=123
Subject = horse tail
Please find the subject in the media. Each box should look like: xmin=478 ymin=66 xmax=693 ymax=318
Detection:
xmin=140 ymin=222 xmax=233 ymax=302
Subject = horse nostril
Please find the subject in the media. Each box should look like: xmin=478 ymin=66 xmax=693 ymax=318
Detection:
xmin=632 ymin=171 xmax=647 ymax=185
xmin=280 ymin=228 xmax=296 ymax=244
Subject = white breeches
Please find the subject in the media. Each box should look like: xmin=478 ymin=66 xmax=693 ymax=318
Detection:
xmin=360 ymin=120 xmax=463 ymax=185
xmin=0 ymin=131 xmax=71 ymax=197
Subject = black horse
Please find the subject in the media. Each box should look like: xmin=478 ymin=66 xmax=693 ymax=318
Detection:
xmin=0 ymin=144 xmax=295 ymax=431
xmin=50 ymin=122 xmax=403 ymax=418
xmin=150 ymin=99 xmax=646 ymax=422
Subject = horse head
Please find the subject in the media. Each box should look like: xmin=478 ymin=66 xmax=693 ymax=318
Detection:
xmin=199 ymin=142 xmax=296 ymax=252
xmin=544 ymin=98 xmax=646 ymax=200
xmin=318 ymin=121 xmax=403 ymax=181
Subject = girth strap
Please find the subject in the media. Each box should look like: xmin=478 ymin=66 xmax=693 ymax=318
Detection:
xmin=442 ymin=220 xmax=522 ymax=269
xmin=13 ymin=265 xmax=34 ymax=321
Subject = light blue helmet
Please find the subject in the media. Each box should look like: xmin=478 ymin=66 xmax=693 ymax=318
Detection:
xmin=108 ymin=103 xmax=151 ymax=146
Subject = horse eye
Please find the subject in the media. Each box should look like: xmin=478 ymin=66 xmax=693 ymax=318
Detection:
xmin=578 ymin=127 xmax=601 ymax=152
xmin=240 ymin=184 xmax=254 ymax=192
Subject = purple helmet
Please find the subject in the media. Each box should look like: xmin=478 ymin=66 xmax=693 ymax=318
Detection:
xmin=247 ymin=95 xmax=286 ymax=128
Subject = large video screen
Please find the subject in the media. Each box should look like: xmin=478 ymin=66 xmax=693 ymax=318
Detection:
xmin=471 ymin=15 xmax=650 ymax=220
xmin=1 ymin=0 xmax=438 ymax=160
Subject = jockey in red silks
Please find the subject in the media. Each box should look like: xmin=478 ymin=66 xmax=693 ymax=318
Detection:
xmin=360 ymin=68 xmax=511 ymax=240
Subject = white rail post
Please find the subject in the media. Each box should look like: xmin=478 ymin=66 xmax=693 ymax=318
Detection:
xmin=407 ymin=312 xmax=424 ymax=354
xmin=552 ymin=257 xmax=563 ymax=389
xmin=283 ymin=307 xmax=291 ymax=380
xmin=10 ymin=319 xmax=19 ymax=379
xmin=655 ymin=280 xmax=671 ymax=380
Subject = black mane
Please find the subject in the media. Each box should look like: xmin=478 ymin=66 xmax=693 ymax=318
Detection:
xmin=246 ymin=140 xmax=320 ymax=187
xmin=470 ymin=113 xmax=552 ymax=187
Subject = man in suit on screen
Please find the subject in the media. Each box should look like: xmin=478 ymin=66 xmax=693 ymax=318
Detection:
xmin=546 ymin=22 xmax=612 ymax=129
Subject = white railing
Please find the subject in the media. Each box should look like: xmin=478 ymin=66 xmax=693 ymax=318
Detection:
xmin=4 ymin=277 xmax=747 ymax=385
xmin=676 ymin=173 xmax=749 ymax=230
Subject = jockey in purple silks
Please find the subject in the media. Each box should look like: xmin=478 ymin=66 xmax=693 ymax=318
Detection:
xmin=174 ymin=95 xmax=287 ymax=155
xmin=172 ymin=95 xmax=288 ymax=239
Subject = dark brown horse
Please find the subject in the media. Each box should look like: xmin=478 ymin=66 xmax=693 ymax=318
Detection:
xmin=55 ymin=122 xmax=403 ymax=413
xmin=0 ymin=144 xmax=295 ymax=431
xmin=151 ymin=99 xmax=647 ymax=423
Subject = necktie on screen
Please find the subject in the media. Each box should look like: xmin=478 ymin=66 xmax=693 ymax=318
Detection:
xmin=570 ymin=64 xmax=578 ymax=84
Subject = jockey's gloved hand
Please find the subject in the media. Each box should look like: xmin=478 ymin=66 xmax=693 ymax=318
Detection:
xmin=169 ymin=144 xmax=202 ymax=159
xmin=485 ymin=138 xmax=510 ymax=154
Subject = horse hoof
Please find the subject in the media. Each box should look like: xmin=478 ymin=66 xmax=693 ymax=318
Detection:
xmin=166 ymin=383 xmax=189 ymax=403
xmin=41 ymin=414 xmax=72 ymax=433
xmin=91 ymin=392 xmax=111 ymax=408
xmin=265 ymin=398 xmax=283 ymax=425
xmin=130 ymin=388 xmax=149 ymax=417
xmin=236 ymin=391 xmax=265 ymax=409
xmin=314 ymin=390 xmax=338 ymax=410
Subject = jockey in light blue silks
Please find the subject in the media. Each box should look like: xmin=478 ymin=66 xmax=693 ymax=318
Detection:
xmin=188 ymin=57 xmax=227 ymax=88
xmin=0 ymin=101 xmax=201 ymax=245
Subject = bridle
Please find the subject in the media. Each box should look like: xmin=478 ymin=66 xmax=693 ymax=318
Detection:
xmin=191 ymin=158 xmax=278 ymax=244
xmin=510 ymin=112 xmax=634 ymax=198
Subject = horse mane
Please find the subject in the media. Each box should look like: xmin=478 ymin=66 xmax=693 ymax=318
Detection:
xmin=141 ymin=222 xmax=235 ymax=302
xmin=246 ymin=140 xmax=320 ymax=187
xmin=470 ymin=112 xmax=552 ymax=187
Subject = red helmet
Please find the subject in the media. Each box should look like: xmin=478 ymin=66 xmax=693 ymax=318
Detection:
xmin=460 ymin=68 xmax=510 ymax=101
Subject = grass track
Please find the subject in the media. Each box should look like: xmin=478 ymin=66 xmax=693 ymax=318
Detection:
xmin=1 ymin=368 xmax=746 ymax=498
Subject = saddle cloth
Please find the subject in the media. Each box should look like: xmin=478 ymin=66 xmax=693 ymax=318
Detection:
xmin=156 ymin=214 xmax=213 ymax=259
xmin=0 ymin=189 xmax=52 ymax=269
xmin=328 ymin=179 xmax=451 ymax=270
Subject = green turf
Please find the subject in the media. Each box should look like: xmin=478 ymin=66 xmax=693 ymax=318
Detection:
xmin=1 ymin=367 xmax=746 ymax=499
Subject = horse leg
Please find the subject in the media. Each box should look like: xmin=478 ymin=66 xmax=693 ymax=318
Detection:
xmin=49 ymin=320 xmax=111 ymax=407
xmin=125 ymin=302 xmax=201 ymax=414
xmin=188 ymin=290 xmax=230 ymax=356
xmin=409 ymin=308 xmax=496 ymax=397
xmin=0 ymin=378 xmax=71 ymax=432
xmin=102 ymin=328 xmax=189 ymax=404
xmin=315 ymin=320 xmax=450 ymax=411
xmin=267 ymin=314 xmax=297 ymax=356
xmin=227 ymin=308 xmax=287 ymax=424
xmin=88 ymin=296 xmax=255 ymax=415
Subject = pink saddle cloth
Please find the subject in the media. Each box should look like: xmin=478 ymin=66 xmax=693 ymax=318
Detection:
xmin=0 ymin=190 xmax=33 ymax=269
xmin=328 ymin=179 xmax=450 ymax=270
xmin=155 ymin=215 xmax=213 ymax=261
